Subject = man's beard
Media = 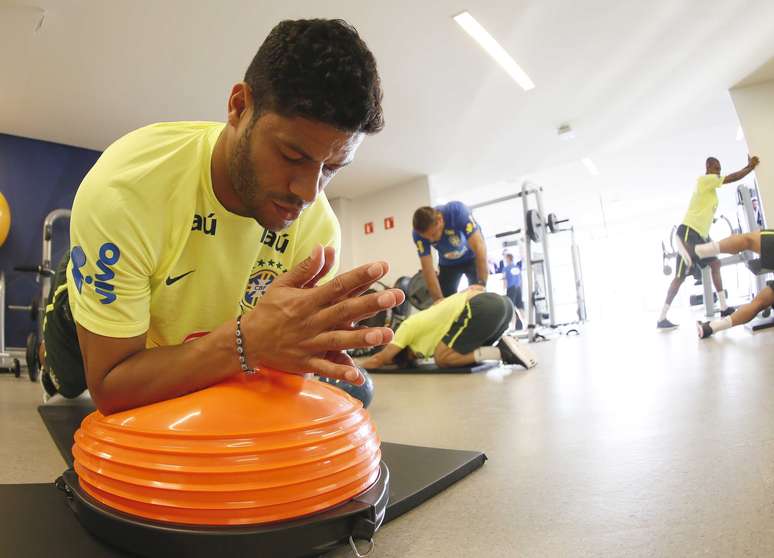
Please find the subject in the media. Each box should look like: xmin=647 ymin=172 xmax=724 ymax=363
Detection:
xmin=226 ymin=124 xmax=306 ymax=231
xmin=228 ymin=124 xmax=262 ymax=214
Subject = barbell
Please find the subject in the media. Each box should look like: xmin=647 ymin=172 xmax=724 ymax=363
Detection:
xmin=524 ymin=210 xmax=570 ymax=242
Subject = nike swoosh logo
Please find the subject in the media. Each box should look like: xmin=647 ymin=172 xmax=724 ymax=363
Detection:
xmin=165 ymin=270 xmax=195 ymax=286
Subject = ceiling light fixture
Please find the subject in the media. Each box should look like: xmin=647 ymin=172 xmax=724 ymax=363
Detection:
xmin=557 ymin=123 xmax=575 ymax=141
xmin=581 ymin=157 xmax=599 ymax=176
xmin=453 ymin=11 xmax=535 ymax=91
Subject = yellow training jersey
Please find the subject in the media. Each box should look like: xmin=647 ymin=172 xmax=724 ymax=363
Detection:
xmin=391 ymin=291 xmax=469 ymax=358
xmin=682 ymin=174 xmax=724 ymax=238
xmin=67 ymin=121 xmax=339 ymax=347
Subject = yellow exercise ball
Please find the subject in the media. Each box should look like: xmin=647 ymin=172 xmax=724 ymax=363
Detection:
xmin=0 ymin=192 xmax=10 ymax=247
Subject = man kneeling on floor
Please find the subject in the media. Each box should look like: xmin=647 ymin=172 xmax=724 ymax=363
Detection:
xmin=360 ymin=286 xmax=537 ymax=370
xmin=695 ymin=230 xmax=774 ymax=338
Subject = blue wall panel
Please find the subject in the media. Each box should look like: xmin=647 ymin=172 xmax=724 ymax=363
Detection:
xmin=0 ymin=134 xmax=101 ymax=347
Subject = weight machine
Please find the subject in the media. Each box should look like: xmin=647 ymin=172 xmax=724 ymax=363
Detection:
xmin=735 ymin=183 xmax=774 ymax=331
xmin=471 ymin=182 xmax=587 ymax=342
xmin=695 ymin=184 xmax=768 ymax=320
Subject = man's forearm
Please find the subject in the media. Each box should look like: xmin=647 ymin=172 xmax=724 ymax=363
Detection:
xmin=726 ymin=164 xmax=755 ymax=184
xmin=475 ymin=254 xmax=488 ymax=286
xmin=361 ymin=351 xmax=388 ymax=369
xmin=87 ymin=320 xmax=240 ymax=414
xmin=423 ymin=267 xmax=443 ymax=300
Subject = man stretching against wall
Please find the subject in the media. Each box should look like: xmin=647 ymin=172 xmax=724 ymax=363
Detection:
xmin=657 ymin=155 xmax=760 ymax=330
xmin=695 ymin=229 xmax=774 ymax=338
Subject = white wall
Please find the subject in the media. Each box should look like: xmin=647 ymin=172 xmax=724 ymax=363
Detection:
xmin=730 ymin=78 xmax=774 ymax=222
xmin=330 ymin=176 xmax=431 ymax=285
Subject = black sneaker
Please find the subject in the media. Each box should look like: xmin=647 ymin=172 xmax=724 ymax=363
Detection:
xmin=657 ymin=319 xmax=678 ymax=330
xmin=497 ymin=336 xmax=538 ymax=369
xmin=720 ymin=306 xmax=736 ymax=317
xmin=697 ymin=321 xmax=713 ymax=339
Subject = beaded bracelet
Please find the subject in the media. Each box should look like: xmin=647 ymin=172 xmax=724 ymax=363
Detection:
xmin=235 ymin=315 xmax=257 ymax=375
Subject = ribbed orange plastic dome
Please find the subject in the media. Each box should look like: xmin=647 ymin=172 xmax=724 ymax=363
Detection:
xmin=72 ymin=369 xmax=381 ymax=526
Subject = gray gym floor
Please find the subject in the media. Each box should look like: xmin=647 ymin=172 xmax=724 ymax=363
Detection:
xmin=3 ymin=314 xmax=774 ymax=557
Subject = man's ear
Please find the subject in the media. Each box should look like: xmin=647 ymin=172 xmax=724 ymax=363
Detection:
xmin=227 ymin=82 xmax=252 ymax=128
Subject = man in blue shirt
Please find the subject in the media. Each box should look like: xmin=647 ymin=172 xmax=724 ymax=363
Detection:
xmin=502 ymin=252 xmax=524 ymax=329
xmin=412 ymin=201 xmax=488 ymax=302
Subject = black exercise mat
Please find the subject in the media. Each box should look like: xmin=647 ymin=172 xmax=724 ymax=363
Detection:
xmin=368 ymin=361 xmax=499 ymax=374
xmin=380 ymin=442 xmax=486 ymax=522
xmin=38 ymin=404 xmax=93 ymax=468
xmin=26 ymin=403 xmax=487 ymax=557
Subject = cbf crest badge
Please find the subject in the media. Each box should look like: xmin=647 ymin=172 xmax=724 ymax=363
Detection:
xmin=446 ymin=231 xmax=461 ymax=247
xmin=243 ymin=259 xmax=287 ymax=309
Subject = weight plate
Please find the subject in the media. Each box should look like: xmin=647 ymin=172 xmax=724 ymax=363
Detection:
xmin=526 ymin=209 xmax=544 ymax=242
xmin=407 ymin=271 xmax=433 ymax=310
xmin=26 ymin=331 xmax=39 ymax=382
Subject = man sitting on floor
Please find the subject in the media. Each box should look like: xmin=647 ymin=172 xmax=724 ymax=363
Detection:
xmin=695 ymin=230 xmax=774 ymax=338
xmin=360 ymin=286 xmax=537 ymax=370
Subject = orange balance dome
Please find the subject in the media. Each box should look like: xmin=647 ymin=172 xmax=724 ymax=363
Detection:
xmin=71 ymin=369 xmax=382 ymax=526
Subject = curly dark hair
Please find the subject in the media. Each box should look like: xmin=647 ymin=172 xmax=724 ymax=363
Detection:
xmin=245 ymin=19 xmax=384 ymax=134
xmin=412 ymin=206 xmax=437 ymax=232
xmin=393 ymin=347 xmax=417 ymax=369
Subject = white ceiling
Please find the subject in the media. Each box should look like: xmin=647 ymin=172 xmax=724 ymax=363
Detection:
xmin=2 ymin=0 xmax=774 ymax=201
xmin=734 ymin=56 xmax=774 ymax=88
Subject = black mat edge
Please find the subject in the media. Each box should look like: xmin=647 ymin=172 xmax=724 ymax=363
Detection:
xmin=382 ymin=446 xmax=487 ymax=522
xmin=368 ymin=361 xmax=498 ymax=374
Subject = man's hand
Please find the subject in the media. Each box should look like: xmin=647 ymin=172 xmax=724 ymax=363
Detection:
xmin=241 ymin=245 xmax=405 ymax=386
xmin=467 ymin=284 xmax=485 ymax=293
xmin=724 ymin=155 xmax=761 ymax=184
xmin=431 ymin=297 xmax=445 ymax=306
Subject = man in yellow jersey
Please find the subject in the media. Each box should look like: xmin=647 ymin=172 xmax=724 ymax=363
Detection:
xmin=40 ymin=19 xmax=406 ymax=414
xmin=694 ymin=227 xmax=774 ymax=338
xmin=657 ymin=155 xmax=760 ymax=330
xmin=360 ymin=287 xmax=537 ymax=370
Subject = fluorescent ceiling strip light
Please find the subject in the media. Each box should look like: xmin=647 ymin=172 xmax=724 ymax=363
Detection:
xmin=736 ymin=125 xmax=744 ymax=141
xmin=453 ymin=11 xmax=535 ymax=91
xmin=581 ymin=157 xmax=600 ymax=176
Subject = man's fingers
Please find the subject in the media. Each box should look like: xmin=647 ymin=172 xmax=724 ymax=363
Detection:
xmin=273 ymin=245 xmax=325 ymax=288
xmin=305 ymin=245 xmax=337 ymax=289
xmin=325 ymin=352 xmax=365 ymax=386
xmin=309 ymin=356 xmax=362 ymax=384
xmin=336 ymin=281 xmax=389 ymax=304
xmin=314 ymin=289 xmax=404 ymax=329
xmin=311 ymin=327 xmax=394 ymax=352
xmin=326 ymin=350 xmax=357 ymax=369
xmin=310 ymin=261 xmax=390 ymax=305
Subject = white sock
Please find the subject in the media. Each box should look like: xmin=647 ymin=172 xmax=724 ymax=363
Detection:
xmin=709 ymin=316 xmax=733 ymax=333
xmin=659 ymin=304 xmax=670 ymax=322
xmin=474 ymin=346 xmax=501 ymax=362
xmin=695 ymin=241 xmax=720 ymax=259
xmin=717 ymin=291 xmax=728 ymax=311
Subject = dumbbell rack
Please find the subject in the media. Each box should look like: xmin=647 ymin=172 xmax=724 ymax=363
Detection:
xmin=0 ymin=272 xmax=22 ymax=377
xmin=10 ymin=208 xmax=71 ymax=381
